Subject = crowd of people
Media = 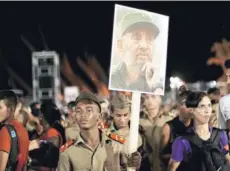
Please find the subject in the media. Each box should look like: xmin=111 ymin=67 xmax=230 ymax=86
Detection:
xmin=1 ymin=60 xmax=230 ymax=171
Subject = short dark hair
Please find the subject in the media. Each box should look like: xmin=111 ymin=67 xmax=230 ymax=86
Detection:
xmin=0 ymin=90 xmax=17 ymax=112
xmin=30 ymin=102 xmax=41 ymax=117
xmin=178 ymin=90 xmax=191 ymax=103
xmin=40 ymin=102 xmax=66 ymax=144
xmin=67 ymin=101 xmax=76 ymax=109
xmin=186 ymin=91 xmax=208 ymax=108
xmin=30 ymin=102 xmax=40 ymax=110
xmin=207 ymin=87 xmax=220 ymax=95
xmin=41 ymin=102 xmax=61 ymax=125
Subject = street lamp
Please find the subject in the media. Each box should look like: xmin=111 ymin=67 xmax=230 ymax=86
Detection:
xmin=209 ymin=80 xmax=217 ymax=88
xmin=170 ymin=76 xmax=184 ymax=102
xmin=170 ymin=76 xmax=184 ymax=89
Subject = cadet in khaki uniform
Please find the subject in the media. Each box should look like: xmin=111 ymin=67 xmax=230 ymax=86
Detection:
xmin=139 ymin=94 xmax=166 ymax=171
xmin=106 ymin=94 xmax=143 ymax=171
xmin=57 ymin=91 xmax=141 ymax=171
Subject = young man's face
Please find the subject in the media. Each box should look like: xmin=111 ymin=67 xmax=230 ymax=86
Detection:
xmin=119 ymin=27 xmax=155 ymax=72
xmin=68 ymin=107 xmax=76 ymax=118
xmin=0 ymin=100 xmax=11 ymax=122
xmin=75 ymin=101 xmax=100 ymax=130
xmin=143 ymin=95 xmax=162 ymax=111
xmin=112 ymin=107 xmax=130 ymax=129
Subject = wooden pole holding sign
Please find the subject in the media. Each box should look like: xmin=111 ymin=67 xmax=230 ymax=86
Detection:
xmin=127 ymin=92 xmax=141 ymax=171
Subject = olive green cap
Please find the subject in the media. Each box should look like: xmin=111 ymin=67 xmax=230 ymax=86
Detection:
xmin=119 ymin=12 xmax=160 ymax=38
xmin=111 ymin=93 xmax=131 ymax=109
xmin=75 ymin=91 xmax=101 ymax=112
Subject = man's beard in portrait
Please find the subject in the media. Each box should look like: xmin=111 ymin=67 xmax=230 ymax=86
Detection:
xmin=126 ymin=55 xmax=151 ymax=75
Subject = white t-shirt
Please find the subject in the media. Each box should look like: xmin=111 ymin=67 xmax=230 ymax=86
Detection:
xmin=218 ymin=94 xmax=230 ymax=129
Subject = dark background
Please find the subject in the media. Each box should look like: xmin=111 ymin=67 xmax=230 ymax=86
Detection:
xmin=0 ymin=1 xmax=229 ymax=91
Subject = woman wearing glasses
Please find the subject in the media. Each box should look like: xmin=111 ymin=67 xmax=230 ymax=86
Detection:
xmin=167 ymin=91 xmax=230 ymax=171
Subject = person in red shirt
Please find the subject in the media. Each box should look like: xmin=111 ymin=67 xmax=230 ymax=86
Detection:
xmin=28 ymin=102 xmax=65 ymax=171
xmin=0 ymin=90 xmax=29 ymax=171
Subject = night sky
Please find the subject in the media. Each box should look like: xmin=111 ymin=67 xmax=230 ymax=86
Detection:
xmin=0 ymin=1 xmax=229 ymax=91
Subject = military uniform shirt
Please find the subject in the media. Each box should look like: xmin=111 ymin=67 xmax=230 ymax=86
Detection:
xmin=110 ymin=63 xmax=163 ymax=93
xmin=57 ymin=131 xmax=123 ymax=171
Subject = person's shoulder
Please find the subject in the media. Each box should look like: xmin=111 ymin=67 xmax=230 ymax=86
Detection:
xmin=223 ymin=94 xmax=230 ymax=99
xmin=162 ymin=122 xmax=171 ymax=133
xmin=65 ymin=126 xmax=79 ymax=132
xmin=0 ymin=124 xmax=10 ymax=136
xmin=59 ymin=146 xmax=73 ymax=160
xmin=139 ymin=118 xmax=152 ymax=126
xmin=98 ymin=122 xmax=110 ymax=130
xmin=5 ymin=120 xmax=28 ymax=137
xmin=166 ymin=116 xmax=177 ymax=124
xmin=212 ymin=127 xmax=227 ymax=137
xmin=47 ymin=128 xmax=59 ymax=135
xmin=60 ymin=139 xmax=76 ymax=153
xmin=172 ymin=136 xmax=190 ymax=153
xmin=43 ymin=128 xmax=60 ymax=140
xmin=9 ymin=120 xmax=27 ymax=135
xmin=171 ymin=136 xmax=190 ymax=162
xmin=162 ymin=114 xmax=174 ymax=123
xmin=174 ymin=136 xmax=189 ymax=145
xmin=217 ymin=129 xmax=228 ymax=138
xmin=101 ymin=130 xmax=126 ymax=144
xmin=10 ymin=120 xmax=25 ymax=129
xmin=220 ymin=94 xmax=230 ymax=104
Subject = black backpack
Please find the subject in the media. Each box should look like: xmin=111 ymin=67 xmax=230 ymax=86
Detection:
xmin=181 ymin=128 xmax=230 ymax=171
xmin=0 ymin=124 xmax=18 ymax=171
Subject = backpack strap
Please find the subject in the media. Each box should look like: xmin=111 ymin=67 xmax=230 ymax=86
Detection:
xmin=4 ymin=124 xmax=19 ymax=171
xmin=183 ymin=133 xmax=203 ymax=148
xmin=210 ymin=128 xmax=220 ymax=145
xmin=183 ymin=128 xmax=221 ymax=147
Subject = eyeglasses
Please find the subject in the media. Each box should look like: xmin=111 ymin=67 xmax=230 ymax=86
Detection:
xmin=197 ymin=104 xmax=212 ymax=110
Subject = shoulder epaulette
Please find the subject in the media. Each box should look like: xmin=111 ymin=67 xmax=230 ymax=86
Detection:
xmin=109 ymin=133 xmax=126 ymax=144
xmin=103 ymin=123 xmax=109 ymax=129
xmin=60 ymin=139 xmax=75 ymax=152
xmin=99 ymin=126 xmax=126 ymax=144
xmin=98 ymin=122 xmax=109 ymax=129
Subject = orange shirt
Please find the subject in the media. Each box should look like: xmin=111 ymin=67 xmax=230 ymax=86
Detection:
xmin=41 ymin=128 xmax=63 ymax=146
xmin=0 ymin=120 xmax=29 ymax=171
